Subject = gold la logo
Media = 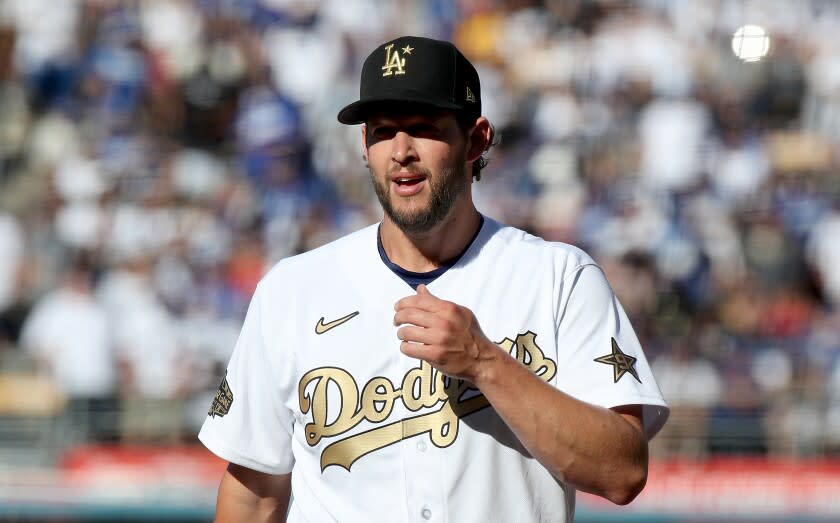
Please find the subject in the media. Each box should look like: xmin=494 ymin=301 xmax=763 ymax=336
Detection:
xmin=381 ymin=43 xmax=409 ymax=76
xmin=298 ymin=331 xmax=556 ymax=471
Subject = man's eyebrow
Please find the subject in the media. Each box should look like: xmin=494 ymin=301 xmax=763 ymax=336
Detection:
xmin=368 ymin=114 xmax=449 ymax=127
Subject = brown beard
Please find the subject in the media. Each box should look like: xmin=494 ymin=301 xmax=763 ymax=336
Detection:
xmin=369 ymin=155 xmax=467 ymax=234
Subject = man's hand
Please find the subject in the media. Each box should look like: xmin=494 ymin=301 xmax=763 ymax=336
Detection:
xmin=393 ymin=284 xmax=497 ymax=382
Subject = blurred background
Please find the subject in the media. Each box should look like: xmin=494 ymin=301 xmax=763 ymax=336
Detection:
xmin=0 ymin=0 xmax=839 ymax=521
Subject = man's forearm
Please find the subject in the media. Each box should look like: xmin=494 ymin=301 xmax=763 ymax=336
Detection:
xmin=473 ymin=342 xmax=649 ymax=505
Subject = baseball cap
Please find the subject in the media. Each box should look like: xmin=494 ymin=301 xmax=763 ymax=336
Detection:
xmin=337 ymin=36 xmax=481 ymax=125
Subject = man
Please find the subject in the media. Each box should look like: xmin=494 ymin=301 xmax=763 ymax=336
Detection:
xmin=199 ymin=36 xmax=668 ymax=522
xmin=21 ymin=252 xmax=119 ymax=442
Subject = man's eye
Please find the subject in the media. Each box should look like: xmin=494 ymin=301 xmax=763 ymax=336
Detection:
xmin=373 ymin=127 xmax=396 ymax=139
xmin=409 ymin=124 xmax=438 ymax=136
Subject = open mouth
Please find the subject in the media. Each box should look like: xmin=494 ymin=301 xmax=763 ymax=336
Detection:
xmin=391 ymin=173 xmax=427 ymax=196
xmin=394 ymin=176 xmax=425 ymax=187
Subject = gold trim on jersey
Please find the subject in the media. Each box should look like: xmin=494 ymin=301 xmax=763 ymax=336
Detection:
xmin=298 ymin=331 xmax=555 ymax=471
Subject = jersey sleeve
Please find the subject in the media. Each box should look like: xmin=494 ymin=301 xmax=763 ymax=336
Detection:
xmin=553 ymin=263 xmax=669 ymax=439
xmin=198 ymin=282 xmax=296 ymax=474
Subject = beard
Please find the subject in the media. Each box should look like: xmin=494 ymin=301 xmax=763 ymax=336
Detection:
xmin=370 ymin=157 xmax=468 ymax=234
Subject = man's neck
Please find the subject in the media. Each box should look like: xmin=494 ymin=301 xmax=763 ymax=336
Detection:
xmin=379 ymin=204 xmax=482 ymax=273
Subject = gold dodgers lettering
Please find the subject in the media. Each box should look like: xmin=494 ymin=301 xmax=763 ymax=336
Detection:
xmin=298 ymin=331 xmax=556 ymax=471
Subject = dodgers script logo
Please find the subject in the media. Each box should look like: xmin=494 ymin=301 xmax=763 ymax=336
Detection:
xmin=298 ymin=331 xmax=556 ymax=471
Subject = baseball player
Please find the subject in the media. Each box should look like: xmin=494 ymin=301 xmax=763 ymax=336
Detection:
xmin=199 ymin=36 xmax=669 ymax=522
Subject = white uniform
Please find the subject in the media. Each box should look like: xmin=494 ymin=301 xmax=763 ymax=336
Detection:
xmin=199 ymin=216 xmax=669 ymax=522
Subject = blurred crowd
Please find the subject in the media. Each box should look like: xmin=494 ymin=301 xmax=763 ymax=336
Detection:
xmin=0 ymin=0 xmax=839 ymax=458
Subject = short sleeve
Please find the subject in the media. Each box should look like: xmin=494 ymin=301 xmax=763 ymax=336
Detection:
xmin=554 ymin=264 xmax=669 ymax=439
xmin=198 ymin=283 xmax=296 ymax=474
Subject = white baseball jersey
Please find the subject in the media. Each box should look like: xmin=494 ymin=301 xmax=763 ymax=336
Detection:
xmin=199 ymin=216 xmax=668 ymax=522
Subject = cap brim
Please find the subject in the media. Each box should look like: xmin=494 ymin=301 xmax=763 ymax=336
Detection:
xmin=337 ymin=95 xmax=462 ymax=125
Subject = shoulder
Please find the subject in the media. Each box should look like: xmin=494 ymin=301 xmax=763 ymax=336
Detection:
xmin=482 ymin=216 xmax=597 ymax=276
xmin=258 ymin=223 xmax=379 ymax=291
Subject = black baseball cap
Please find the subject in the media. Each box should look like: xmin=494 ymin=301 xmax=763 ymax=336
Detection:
xmin=337 ymin=36 xmax=481 ymax=125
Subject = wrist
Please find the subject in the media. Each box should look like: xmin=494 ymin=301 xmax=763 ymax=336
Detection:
xmin=472 ymin=339 xmax=509 ymax=389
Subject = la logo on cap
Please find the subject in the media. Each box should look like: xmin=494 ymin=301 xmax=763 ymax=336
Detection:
xmin=382 ymin=43 xmax=413 ymax=77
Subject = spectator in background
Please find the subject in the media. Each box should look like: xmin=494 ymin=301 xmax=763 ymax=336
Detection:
xmin=19 ymin=252 xmax=118 ymax=442
xmin=807 ymin=199 xmax=840 ymax=308
xmin=651 ymin=338 xmax=723 ymax=458
xmin=0 ymin=211 xmax=24 ymax=347
xmin=97 ymin=252 xmax=187 ymax=444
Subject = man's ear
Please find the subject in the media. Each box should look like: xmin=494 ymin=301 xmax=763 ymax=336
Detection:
xmin=361 ymin=124 xmax=369 ymax=164
xmin=466 ymin=117 xmax=492 ymax=163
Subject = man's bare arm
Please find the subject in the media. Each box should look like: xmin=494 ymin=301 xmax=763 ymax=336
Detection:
xmin=215 ymin=463 xmax=291 ymax=522
xmin=395 ymin=285 xmax=649 ymax=505
xmin=470 ymin=351 xmax=648 ymax=504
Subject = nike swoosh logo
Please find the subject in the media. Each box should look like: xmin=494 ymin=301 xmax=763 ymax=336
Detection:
xmin=315 ymin=311 xmax=360 ymax=335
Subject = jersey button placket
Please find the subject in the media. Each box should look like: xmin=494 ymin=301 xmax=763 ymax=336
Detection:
xmin=400 ymin=348 xmax=444 ymax=521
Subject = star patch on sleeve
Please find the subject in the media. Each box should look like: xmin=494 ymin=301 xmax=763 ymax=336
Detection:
xmin=208 ymin=371 xmax=234 ymax=418
xmin=594 ymin=338 xmax=642 ymax=383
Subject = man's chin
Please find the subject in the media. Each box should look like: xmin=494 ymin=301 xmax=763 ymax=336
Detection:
xmin=386 ymin=208 xmax=441 ymax=235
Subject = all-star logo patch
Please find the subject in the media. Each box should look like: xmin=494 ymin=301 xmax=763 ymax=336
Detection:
xmin=208 ymin=371 xmax=234 ymax=418
xmin=594 ymin=338 xmax=641 ymax=383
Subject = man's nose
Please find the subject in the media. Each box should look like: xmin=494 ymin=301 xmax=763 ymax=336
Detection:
xmin=391 ymin=131 xmax=417 ymax=164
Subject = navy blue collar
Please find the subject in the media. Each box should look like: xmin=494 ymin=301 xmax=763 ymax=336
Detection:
xmin=377 ymin=215 xmax=484 ymax=290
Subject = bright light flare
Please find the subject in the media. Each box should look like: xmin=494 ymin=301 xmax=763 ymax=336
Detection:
xmin=732 ymin=25 xmax=770 ymax=62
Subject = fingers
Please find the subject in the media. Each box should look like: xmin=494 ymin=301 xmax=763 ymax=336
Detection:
xmin=395 ymin=306 xmax=450 ymax=345
xmin=400 ymin=339 xmax=440 ymax=361
xmin=396 ymin=324 xmax=438 ymax=345
xmin=394 ymin=286 xmax=468 ymax=346
xmin=393 ymin=307 xmax=438 ymax=329
xmin=394 ymin=284 xmax=439 ymax=312
xmin=397 ymin=315 xmax=461 ymax=349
